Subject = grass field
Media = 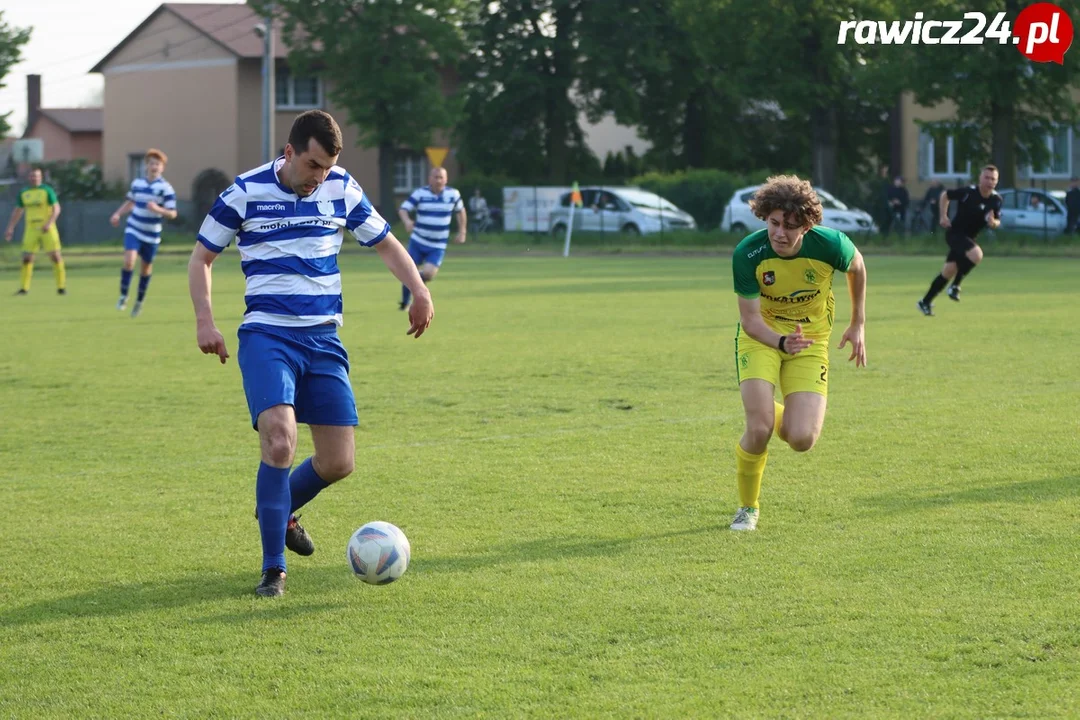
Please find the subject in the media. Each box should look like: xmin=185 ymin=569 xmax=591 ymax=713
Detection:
xmin=1 ymin=247 xmax=1079 ymax=718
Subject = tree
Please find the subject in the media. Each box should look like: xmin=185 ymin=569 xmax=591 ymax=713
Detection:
xmin=577 ymin=0 xmax=744 ymax=171
xmin=458 ymin=0 xmax=597 ymax=184
xmin=670 ymin=0 xmax=898 ymax=191
xmin=262 ymin=0 xmax=465 ymax=212
xmin=0 ymin=12 xmax=31 ymax=138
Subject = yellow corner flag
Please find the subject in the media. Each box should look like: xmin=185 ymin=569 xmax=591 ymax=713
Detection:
xmin=425 ymin=147 xmax=450 ymax=168
xmin=570 ymin=181 xmax=583 ymax=207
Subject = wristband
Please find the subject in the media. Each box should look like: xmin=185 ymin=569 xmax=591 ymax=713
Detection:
xmin=778 ymin=335 xmax=787 ymax=353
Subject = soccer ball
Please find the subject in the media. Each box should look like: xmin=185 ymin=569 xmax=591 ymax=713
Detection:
xmin=347 ymin=521 xmax=411 ymax=585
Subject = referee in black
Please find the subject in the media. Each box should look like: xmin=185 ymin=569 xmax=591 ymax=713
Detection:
xmin=917 ymin=165 xmax=1002 ymax=316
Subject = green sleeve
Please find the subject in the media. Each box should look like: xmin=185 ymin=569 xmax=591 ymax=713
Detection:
xmin=732 ymin=251 xmax=760 ymax=298
xmin=45 ymin=185 xmax=58 ymax=204
xmin=16 ymin=190 xmax=24 ymax=208
xmin=831 ymin=231 xmax=856 ymax=272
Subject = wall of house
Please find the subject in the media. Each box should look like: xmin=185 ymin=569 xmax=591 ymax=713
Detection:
xmin=236 ymin=60 xmax=395 ymax=210
xmin=100 ymin=10 xmax=241 ymax=199
xmin=70 ymin=133 xmax=103 ymax=164
xmin=103 ymin=64 xmax=239 ymax=199
xmin=903 ymin=90 xmax=1080 ymax=201
xmin=901 ymin=92 xmax=961 ymax=201
xmin=28 ymin=116 xmax=73 ymax=162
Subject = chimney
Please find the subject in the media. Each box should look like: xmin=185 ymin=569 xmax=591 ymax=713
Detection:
xmin=26 ymin=74 xmax=41 ymax=137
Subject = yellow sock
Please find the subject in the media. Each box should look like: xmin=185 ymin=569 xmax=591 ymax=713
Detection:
xmin=53 ymin=259 xmax=66 ymax=290
xmin=774 ymin=400 xmax=785 ymax=438
xmin=735 ymin=442 xmax=768 ymax=509
xmin=19 ymin=262 xmax=33 ymax=292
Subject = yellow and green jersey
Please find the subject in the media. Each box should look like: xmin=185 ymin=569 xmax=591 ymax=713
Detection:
xmin=732 ymin=226 xmax=856 ymax=339
xmin=17 ymin=183 xmax=59 ymax=227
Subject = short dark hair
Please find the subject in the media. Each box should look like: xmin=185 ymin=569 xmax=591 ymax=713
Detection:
xmin=981 ymin=164 xmax=999 ymax=174
xmin=288 ymin=110 xmax=343 ymax=156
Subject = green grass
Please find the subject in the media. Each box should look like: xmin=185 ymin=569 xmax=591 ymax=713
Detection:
xmin=1 ymin=248 xmax=1079 ymax=718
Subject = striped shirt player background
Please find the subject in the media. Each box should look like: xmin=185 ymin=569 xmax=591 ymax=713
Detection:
xmin=400 ymin=185 xmax=464 ymax=252
xmin=125 ymin=176 xmax=177 ymax=246
xmin=197 ymin=158 xmax=390 ymax=328
xmin=397 ymin=179 xmax=465 ymax=309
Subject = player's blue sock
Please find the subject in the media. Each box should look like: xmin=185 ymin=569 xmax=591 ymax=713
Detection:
xmin=289 ymin=456 xmax=329 ymax=514
xmin=401 ymin=284 xmax=411 ymax=306
xmin=256 ymin=462 xmax=291 ymax=572
xmin=137 ymin=274 xmax=152 ymax=301
xmin=120 ymin=268 xmax=133 ymax=296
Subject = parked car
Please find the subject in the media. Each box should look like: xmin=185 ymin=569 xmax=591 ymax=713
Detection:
xmin=548 ymin=187 xmax=697 ymax=236
xmin=719 ymin=185 xmax=878 ymax=235
xmin=996 ymin=188 xmax=1068 ymax=235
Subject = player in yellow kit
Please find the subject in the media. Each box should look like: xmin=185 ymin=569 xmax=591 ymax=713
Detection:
xmin=729 ymin=175 xmax=868 ymax=531
xmin=4 ymin=167 xmax=66 ymax=295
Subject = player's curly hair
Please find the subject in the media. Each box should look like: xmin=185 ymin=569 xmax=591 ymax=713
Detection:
xmin=750 ymin=175 xmax=823 ymax=228
xmin=145 ymin=148 xmax=168 ymax=164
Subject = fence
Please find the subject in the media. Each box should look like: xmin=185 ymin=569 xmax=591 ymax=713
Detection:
xmin=0 ymin=200 xmax=197 ymax=245
xmin=889 ymin=178 xmax=1073 ymax=241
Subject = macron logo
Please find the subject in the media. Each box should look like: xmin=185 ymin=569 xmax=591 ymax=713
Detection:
xmin=257 ymin=203 xmax=287 ymax=212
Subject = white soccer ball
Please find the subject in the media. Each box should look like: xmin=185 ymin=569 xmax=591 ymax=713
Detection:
xmin=346 ymin=521 xmax=411 ymax=585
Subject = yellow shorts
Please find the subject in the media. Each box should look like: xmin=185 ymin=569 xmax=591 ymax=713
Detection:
xmin=22 ymin=227 xmax=61 ymax=253
xmin=735 ymin=328 xmax=830 ymax=397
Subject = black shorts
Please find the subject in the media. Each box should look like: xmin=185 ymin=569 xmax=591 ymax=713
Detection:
xmin=945 ymin=232 xmax=976 ymax=263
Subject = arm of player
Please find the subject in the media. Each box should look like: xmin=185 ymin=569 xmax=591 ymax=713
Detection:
xmin=938 ymin=190 xmax=950 ymax=228
xmin=838 ymin=250 xmax=867 ymax=368
xmin=111 ymin=200 xmax=135 ymax=227
xmin=4 ymin=207 xmax=24 ymax=241
xmin=146 ymin=201 xmax=178 ymax=221
xmin=41 ymin=202 xmax=61 ymax=232
xmin=397 ymin=207 xmax=415 ymax=235
xmin=187 ymin=242 xmax=229 ymax=364
xmin=454 ymin=207 xmax=467 ymax=243
xmin=737 ymin=296 xmax=813 ymax=354
xmin=375 ymin=233 xmax=433 ymax=338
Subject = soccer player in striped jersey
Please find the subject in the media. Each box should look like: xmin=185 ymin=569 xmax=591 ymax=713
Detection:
xmin=110 ymin=149 xmax=177 ymax=317
xmin=189 ymin=110 xmax=433 ymax=598
xmin=396 ymin=167 xmax=466 ymax=310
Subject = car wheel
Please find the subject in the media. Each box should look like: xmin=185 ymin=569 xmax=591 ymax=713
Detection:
xmin=731 ymin=222 xmax=748 ymax=234
xmin=551 ymin=223 xmax=567 ymax=238
xmin=621 ymin=224 xmax=641 ymax=236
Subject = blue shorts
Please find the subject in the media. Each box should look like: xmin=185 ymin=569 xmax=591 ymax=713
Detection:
xmin=123 ymin=232 xmax=159 ymax=264
xmin=237 ymin=323 xmax=358 ymax=430
xmin=408 ymin=240 xmax=446 ymax=268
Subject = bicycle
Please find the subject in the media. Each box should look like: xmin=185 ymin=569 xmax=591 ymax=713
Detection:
xmin=909 ymin=202 xmax=931 ymax=234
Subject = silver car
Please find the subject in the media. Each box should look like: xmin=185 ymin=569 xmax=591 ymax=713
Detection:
xmin=996 ymin=188 xmax=1068 ymax=235
xmin=548 ymin=187 xmax=697 ymax=236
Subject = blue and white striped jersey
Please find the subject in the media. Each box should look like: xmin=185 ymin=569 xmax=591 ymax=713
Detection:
xmin=125 ymin=176 xmax=177 ymax=245
xmin=400 ymin=186 xmax=464 ymax=249
xmin=196 ymin=157 xmax=391 ymax=328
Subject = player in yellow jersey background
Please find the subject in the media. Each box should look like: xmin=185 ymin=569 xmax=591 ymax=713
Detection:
xmin=4 ymin=167 xmax=67 ymax=295
xmin=728 ymin=175 xmax=868 ymax=531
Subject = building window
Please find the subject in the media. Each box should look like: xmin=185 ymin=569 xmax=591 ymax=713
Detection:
xmin=276 ymin=71 xmax=322 ymax=110
xmin=128 ymin=153 xmax=146 ymax=182
xmin=1026 ymin=125 xmax=1072 ymax=178
xmin=394 ymin=153 xmax=429 ymax=193
xmin=923 ymin=127 xmax=971 ymax=178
